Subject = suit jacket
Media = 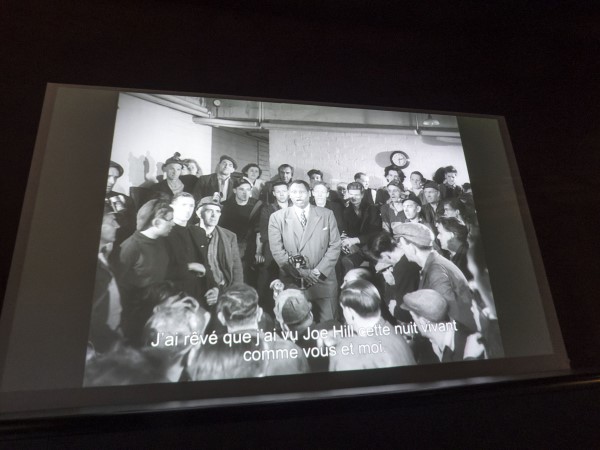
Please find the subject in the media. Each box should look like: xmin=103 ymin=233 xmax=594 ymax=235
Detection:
xmin=421 ymin=201 xmax=445 ymax=231
xmin=268 ymin=206 xmax=341 ymax=279
xmin=361 ymin=188 xmax=376 ymax=207
xmin=149 ymin=175 xmax=197 ymax=200
xmin=198 ymin=225 xmax=244 ymax=289
xmin=192 ymin=173 xmax=236 ymax=203
xmin=342 ymin=203 xmax=382 ymax=244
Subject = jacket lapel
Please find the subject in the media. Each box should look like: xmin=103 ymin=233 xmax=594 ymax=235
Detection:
xmin=285 ymin=209 xmax=302 ymax=254
xmin=299 ymin=207 xmax=321 ymax=251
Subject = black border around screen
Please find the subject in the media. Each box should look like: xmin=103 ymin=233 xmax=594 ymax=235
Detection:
xmin=0 ymin=84 xmax=569 ymax=418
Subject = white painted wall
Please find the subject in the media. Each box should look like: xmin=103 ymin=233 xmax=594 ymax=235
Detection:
xmin=109 ymin=93 xmax=212 ymax=193
xmin=269 ymin=130 xmax=470 ymax=189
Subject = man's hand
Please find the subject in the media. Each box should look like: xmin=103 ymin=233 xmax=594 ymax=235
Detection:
xmin=188 ymin=262 xmax=206 ymax=277
xmin=297 ymin=268 xmax=319 ymax=287
xmin=255 ymin=253 xmax=265 ymax=264
xmin=382 ymin=267 xmax=395 ymax=285
xmin=341 ymin=237 xmax=360 ymax=247
xmin=464 ymin=332 xmax=485 ymax=359
xmin=388 ymin=299 xmax=397 ymax=317
xmin=204 ymin=287 xmax=219 ymax=306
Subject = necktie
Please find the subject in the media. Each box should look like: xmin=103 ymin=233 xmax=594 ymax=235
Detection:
xmin=300 ymin=211 xmax=307 ymax=228
xmin=219 ymin=179 xmax=225 ymax=198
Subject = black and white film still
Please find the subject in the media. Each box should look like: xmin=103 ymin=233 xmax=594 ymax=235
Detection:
xmin=85 ymin=93 xmax=502 ymax=386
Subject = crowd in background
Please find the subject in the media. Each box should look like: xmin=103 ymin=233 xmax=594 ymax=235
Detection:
xmin=85 ymin=151 xmax=502 ymax=386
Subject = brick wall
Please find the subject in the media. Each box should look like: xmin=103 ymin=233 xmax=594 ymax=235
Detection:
xmin=269 ymin=129 xmax=470 ymax=189
xmin=211 ymin=128 xmax=270 ymax=179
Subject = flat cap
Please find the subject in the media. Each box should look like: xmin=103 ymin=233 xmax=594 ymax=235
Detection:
xmin=278 ymin=289 xmax=312 ymax=325
xmin=392 ymin=222 xmax=434 ymax=247
xmin=423 ymin=180 xmax=440 ymax=191
xmin=401 ymin=289 xmax=448 ymax=322
xmin=219 ymin=154 xmax=238 ymax=169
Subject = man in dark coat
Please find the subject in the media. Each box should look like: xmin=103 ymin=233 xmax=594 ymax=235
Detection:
xmin=192 ymin=154 xmax=238 ymax=203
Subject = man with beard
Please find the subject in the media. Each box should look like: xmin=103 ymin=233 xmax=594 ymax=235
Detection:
xmin=268 ymin=180 xmax=341 ymax=322
xmin=193 ymin=155 xmax=238 ymax=202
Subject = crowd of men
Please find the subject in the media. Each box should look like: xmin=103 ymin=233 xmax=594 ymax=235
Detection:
xmin=85 ymin=152 xmax=503 ymax=385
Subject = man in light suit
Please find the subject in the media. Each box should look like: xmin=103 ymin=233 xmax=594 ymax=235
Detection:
xmin=268 ymin=180 xmax=342 ymax=323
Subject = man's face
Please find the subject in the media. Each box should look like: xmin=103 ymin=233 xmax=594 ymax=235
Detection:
xmin=279 ymin=167 xmax=293 ymax=183
xmin=235 ymin=183 xmax=252 ymax=203
xmin=445 ymin=172 xmax=456 ymax=186
xmin=164 ymin=163 xmax=182 ymax=181
xmin=273 ymin=184 xmax=289 ymax=204
xmin=155 ymin=212 xmax=174 ymax=237
xmin=410 ymin=173 xmax=423 ymax=190
xmin=246 ymin=166 xmax=260 ymax=181
xmin=309 ymin=173 xmax=322 ymax=187
xmin=443 ymin=203 xmax=459 ymax=218
xmin=387 ymin=185 xmax=402 ymax=202
xmin=386 ymin=170 xmax=400 ymax=183
xmin=100 ymin=214 xmax=120 ymax=244
xmin=289 ymin=183 xmax=310 ymax=209
xmin=399 ymin=237 xmax=416 ymax=263
xmin=378 ymin=250 xmax=397 ymax=266
xmin=337 ymin=183 xmax=348 ymax=198
xmin=171 ymin=196 xmax=195 ymax=224
xmin=106 ymin=167 xmax=120 ymax=194
xmin=218 ymin=159 xmax=235 ymax=176
xmin=348 ymin=189 xmax=363 ymax=207
xmin=312 ymin=184 xmax=329 ymax=206
xmin=436 ymin=224 xmax=454 ymax=251
xmin=199 ymin=205 xmax=222 ymax=227
xmin=403 ymin=200 xmax=421 ymax=220
xmin=423 ymin=187 xmax=440 ymax=204
xmin=357 ymin=175 xmax=369 ymax=189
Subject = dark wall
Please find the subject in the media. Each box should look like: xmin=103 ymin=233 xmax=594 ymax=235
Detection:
xmin=2 ymin=0 xmax=600 ymax=444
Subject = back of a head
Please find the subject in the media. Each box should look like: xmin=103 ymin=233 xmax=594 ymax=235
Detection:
xmin=340 ymin=279 xmax=381 ymax=318
xmin=437 ymin=216 xmax=469 ymax=243
xmin=84 ymin=343 xmax=166 ymax=386
xmin=188 ymin=337 xmax=265 ymax=381
xmin=136 ymin=199 xmax=173 ymax=231
xmin=347 ymin=181 xmax=364 ymax=192
xmin=218 ymin=283 xmax=259 ymax=328
xmin=274 ymin=289 xmax=312 ymax=331
xmin=366 ymin=231 xmax=397 ymax=261
xmin=143 ymin=295 xmax=209 ymax=358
